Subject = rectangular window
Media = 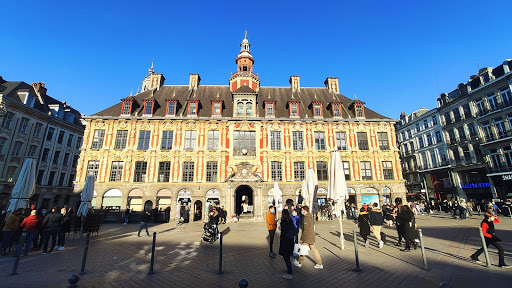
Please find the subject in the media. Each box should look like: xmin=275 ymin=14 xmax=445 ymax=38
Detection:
xmin=494 ymin=118 xmax=506 ymax=138
xmin=110 ymin=161 xmax=124 ymax=182
xmin=462 ymin=104 xmax=472 ymax=119
xmin=122 ymin=101 xmax=131 ymax=115
xmin=315 ymin=131 xmax=325 ymax=150
xmin=290 ymin=103 xmax=299 ymax=117
xmin=28 ymin=145 xmax=37 ymax=157
xmin=356 ymin=105 xmax=363 ymax=117
xmin=59 ymin=173 xmax=66 ymax=186
xmin=270 ymin=131 xmax=281 ymax=150
xmin=6 ymin=166 xmax=17 ymax=182
xmin=233 ymin=131 xmax=256 ymax=156
xmin=53 ymin=151 xmax=61 ymax=165
xmin=189 ymin=101 xmax=197 ymax=115
xmin=416 ymin=123 xmax=420 ymax=132
xmin=343 ymin=161 xmax=351 ymax=180
xmin=361 ymin=161 xmax=372 ymax=180
xmin=33 ymin=123 xmax=43 ymax=138
xmin=266 ymin=102 xmax=274 ymax=117
xmin=475 ymin=99 xmax=485 ymax=116
xmin=18 ymin=117 xmax=29 ymax=134
xmin=134 ymin=161 xmax=147 ymax=182
xmin=333 ymin=103 xmax=342 ymax=117
xmin=87 ymin=160 xmax=100 ymax=179
xmin=12 ymin=141 xmax=23 ymax=157
xmin=490 ymin=149 xmax=502 ymax=169
xmin=76 ymin=137 xmax=82 ymax=149
xmin=48 ymin=171 xmax=56 ymax=186
xmin=293 ymin=161 xmax=305 ymax=181
xmin=41 ymin=148 xmax=50 ymax=162
xmin=206 ymin=161 xmax=218 ymax=182
xmin=63 ymin=153 xmax=70 ymax=167
xmin=418 ymin=137 xmax=424 ymax=148
xmin=91 ymin=129 xmax=105 ymax=149
xmin=426 ymin=134 xmax=433 ymax=146
xmin=432 ymin=116 xmax=438 ymax=125
xmin=423 ymin=119 xmax=428 ymax=129
xmin=481 ymin=122 xmax=494 ymax=141
xmin=213 ymin=102 xmax=221 ymax=116
xmin=503 ymin=146 xmax=512 ymax=168
xmin=1 ymin=112 xmax=14 ymax=129
xmin=313 ymin=104 xmax=322 ymax=116
xmin=407 ymin=129 xmax=412 ymax=139
xmin=184 ymin=130 xmax=197 ymax=150
xmin=207 ymin=130 xmax=219 ymax=150
xmin=336 ymin=132 xmax=347 ymax=150
xmin=72 ymin=155 xmax=79 ymax=168
xmin=453 ymin=108 xmax=461 ymax=122
xmin=138 ymin=130 xmax=151 ymax=150
xmin=377 ymin=132 xmax=389 ymax=150
xmin=271 ymin=161 xmax=282 ymax=181
xmin=435 ymin=130 xmax=443 ymax=143
xmin=457 ymin=126 xmax=467 ymax=140
xmin=167 ymin=101 xmax=176 ymax=115
xmin=316 ymin=161 xmax=328 ymax=181
xmin=114 ymin=130 xmax=128 ymax=149
xmin=292 ymin=131 xmax=304 ymax=151
xmin=144 ymin=101 xmax=153 ymax=115
xmin=382 ymin=161 xmax=393 ymax=180
xmin=36 ymin=170 xmax=45 ymax=185
xmin=467 ymin=123 xmax=476 ymax=138
xmin=487 ymin=93 xmax=498 ymax=111
xmin=500 ymin=86 xmax=511 ymax=107
xmin=57 ymin=131 xmax=65 ymax=144
xmin=46 ymin=127 xmax=55 ymax=141
xmin=68 ymin=174 xmax=75 ymax=187
xmin=161 ymin=130 xmax=174 ymax=150
xmin=158 ymin=161 xmax=171 ymax=182
xmin=357 ymin=132 xmax=369 ymax=150
xmin=182 ymin=161 xmax=195 ymax=182
xmin=67 ymin=134 xmax=74 ymax=147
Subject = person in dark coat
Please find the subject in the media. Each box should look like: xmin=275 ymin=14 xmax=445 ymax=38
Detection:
xmin=470 ymin=212 xmax=509 ymax=267
xmin=279 ymin=209 xmax=296 ymax=280
xmin=358 ymin=208 xmax=371 ymax=248
xmin=138 ymin=210 xmax=151 ymax=237
xmin=57 ymin=208 xmax=71 ymax=250
xmin=164 ymin=206 xmax=171 ymax=223
xmin=396 ymin=204 xmax=414 ymax=251
xmin=41 ymin=206 xmax=63 ymax=254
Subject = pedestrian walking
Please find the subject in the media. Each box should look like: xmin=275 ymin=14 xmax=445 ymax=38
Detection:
xmin=396 ymin=204 xmax=415 ymax=252
xmin=57 ymin=207 xmax=71 ymax=251
xmin=279 ymin=209 xmax=297 ymax=280
xmin=123 ymin=206 xmax=131 ymax=225
xmin=266 ymin=205 xmax=277 ymax=258
xmin=369 ymin=203 xmax=385 ymax=248
xmin=291 ymin=209 xmax=300 ymax=256
xmin=393 ymin=198 xmax=405 ymax=247
xmin=14 ymin=210 xmax=41 ymax=256
xmin=293 ymin=205 xmax=323 ymax=269
xmin=470 ymin=212 xmax=510 ymax=268
xmin=1 ymin=209 xmax=22 ymax=255
xmin=41 ymin=206 xmax=63 ymax=254
xmin=164 ymin=206 xmax=171 ymax=223
xmin=358 ymin=208 xmax=371 ymax=248
xmin=138 ymin=210 xmax=151 ymax=237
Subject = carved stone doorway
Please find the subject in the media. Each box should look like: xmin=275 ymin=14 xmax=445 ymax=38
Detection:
xmin=235 ymin=185 xmax=254 ymax=216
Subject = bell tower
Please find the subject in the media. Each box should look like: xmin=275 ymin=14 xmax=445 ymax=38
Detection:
xmin=229 ymin=31 xmax=260 ymax=92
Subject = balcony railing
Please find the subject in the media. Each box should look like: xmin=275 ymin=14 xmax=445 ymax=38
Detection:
xmin=488 ymin=165 xmax=512 ymax=174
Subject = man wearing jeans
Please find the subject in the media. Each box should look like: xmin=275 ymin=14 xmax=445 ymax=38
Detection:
xmin=266 ymin=206 xmax=277 ymax=258
xmin=41 ymin=207 xmax=62 ymax=254
xmin=15 ymin=210 xmax=41 ymax=256
xmin=293 ymin=205 xmax=323 ymax=269
xmin=138 ymin=210 xmax=151 ymax=237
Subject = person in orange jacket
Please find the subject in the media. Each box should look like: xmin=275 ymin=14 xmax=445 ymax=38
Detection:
xmin=266 ymin=205 xmax=277 ymax=258
xmin=470 ymin=212 xmax=509 ymax=268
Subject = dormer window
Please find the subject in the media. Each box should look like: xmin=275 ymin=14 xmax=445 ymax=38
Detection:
xmin=143 ymin=100 xmax=154 ymax=116
xmin=121 ymin=101 xmax=132 ymax=115
xmin=332 ymin=103 xmax=342 ymax=117
xmin=236 ymin=99 xmax=253 ymax=116
xmin=289 ymin=102 xmax=299 ymax=117
xmin=265 ymin=101 xmax=275 ymax=117
xmin=188 ymin=100 xmax=198 ymax=116
xmin=23 ymin=94 xmax=35 ymax=107
xmin=355 ymin=104 xmax=364 ymax=118
xmin=166 ymin=100 xmax=177 ymax=116
xmin=312 ymin=102 xmax=323 ymax=117
xmin=212 ymin=101 xmax=223 ymax=116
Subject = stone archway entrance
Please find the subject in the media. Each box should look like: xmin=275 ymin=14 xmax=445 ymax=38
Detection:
xmin=235 ymin=185 xmax=253 ymax=216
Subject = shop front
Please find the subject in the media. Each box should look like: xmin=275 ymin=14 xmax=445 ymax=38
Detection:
xmin=489 ymin=173 xmax=512 ymax=201
xmin=459 ymin=168 xmax=493 ymax=201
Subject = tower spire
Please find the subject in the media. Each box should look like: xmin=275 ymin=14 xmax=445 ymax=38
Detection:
xmin=244 ymin=29 xmax=247 ymax=39
xmin=148 ymin=59 xmax=154 ymax=74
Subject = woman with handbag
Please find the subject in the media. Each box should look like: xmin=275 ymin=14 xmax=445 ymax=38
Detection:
xmin=279 ymin=209 xmax=296 ymax=280
xmin=470 ymin=212 xmax=509 ymax=268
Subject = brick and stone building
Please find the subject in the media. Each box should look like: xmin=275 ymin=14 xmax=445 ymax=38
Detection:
xmin=75 ymin=33 xmax=406 ymax=220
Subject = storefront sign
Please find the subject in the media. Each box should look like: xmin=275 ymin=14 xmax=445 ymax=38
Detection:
xmin=461 ymin=183 xmax=490 ymax=189
xmin=502 ymin=175 xmax=512 ymax=181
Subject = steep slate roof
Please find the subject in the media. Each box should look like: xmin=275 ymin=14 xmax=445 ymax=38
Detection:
xmin=92 ymin=85 xmax=390 ymax=120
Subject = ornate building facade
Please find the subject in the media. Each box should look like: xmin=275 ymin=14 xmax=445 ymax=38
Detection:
xmin=75 ymin=34 xmax=406 ymax=220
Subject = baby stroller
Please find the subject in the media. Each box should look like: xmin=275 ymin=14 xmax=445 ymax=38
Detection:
xmin=201 ymin=222 xmax=218 ymax=244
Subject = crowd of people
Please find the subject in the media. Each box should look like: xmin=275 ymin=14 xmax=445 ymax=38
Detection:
xmin=0 ymin=206 xmax=75 ymax=257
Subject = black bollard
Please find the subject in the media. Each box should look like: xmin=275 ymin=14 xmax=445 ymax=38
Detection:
xmin=68 ymin=274 xmax=80 ymax=288
xmin=239 ymin=278 xmax=249 ymax=288
xmin=352 ymin=229 xmax=361 ymax=272
xmin=79 ymin=233 xmax=91 ymax=275
xmin=217 ymin=231 xmax=223 ymax=274
xmin=148 ymin=232 xmax=157 ymax=275
xmin=418 ymin=229 xmax=429 ymax=270
xmin=9 ymin=229 xmax=27 ymax=276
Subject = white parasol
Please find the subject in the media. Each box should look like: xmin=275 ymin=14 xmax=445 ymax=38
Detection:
xmin=7 ymin=158 xmax=36 ymax=213
xmin=328 ymin=151 xmax=349 ymax=249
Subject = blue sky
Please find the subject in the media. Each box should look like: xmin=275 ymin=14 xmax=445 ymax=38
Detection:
xmin=1 ymin=0 xmax=511 ymax=118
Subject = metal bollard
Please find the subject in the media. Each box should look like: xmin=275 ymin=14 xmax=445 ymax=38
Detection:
xmin=478 ymin=227 xmax=491 ymax=268
xmin=352 ymin=230 xmax=361 ymax=272
xmin=79 ymin=233 xmax=91 ymax=275
xmin=68 ymin=274 xmax=80 ymax=288
xmin=9 ymin=229 xmax=27 ymax=275
xmin=239 ymin=278 xmax=249 ymax=288
xmin=148 ymin=232 xmax=157 ymax=275
xmin=477 ymin=205 xmax=481 ymax=216
xmin=507 ymin=207 xmax=512 ymax=219
xmin=418 ymin=229 xmax=429 ymax=270
xmin=217 ymin=231 xmax=223 ymax=274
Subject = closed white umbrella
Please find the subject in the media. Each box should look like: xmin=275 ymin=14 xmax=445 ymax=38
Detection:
xmin=301 ymin=180 xmax=308 ymax=206
xmin=7 ymin=158 xmax=36 ymax=213
xmin=77 ymin=175 xmax=95 ymax=237
xmin=328 ymin=151 xmax=349 ymax=249
xmin=273 ymin=182 xmax=282 ymax=220
xmin=307 ymin=168 xmax=318 ymax=212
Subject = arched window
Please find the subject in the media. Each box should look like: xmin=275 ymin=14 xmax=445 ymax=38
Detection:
xmin=246 ymin=101 xmax=253 ymax=115
xmin=237 ymin=102 xmax=244 ymax=115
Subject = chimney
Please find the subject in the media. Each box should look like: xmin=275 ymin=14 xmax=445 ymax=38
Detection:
xmin=189 ymin=74 xmax=201 ymax=90
xmin=324 ymin=77 xmax=339 ymax=93
xmin=503 ymin=59 xmax=511 ymax=74
xmin=0 ymin=76 xmax=5 ymax=84
xmin=31 ymin=82 xmax=47 ymax=103
xmin=289 ymin=75 xmax=300 ymax=92
xmin=399 ymin=112 xmax=406 ymax=120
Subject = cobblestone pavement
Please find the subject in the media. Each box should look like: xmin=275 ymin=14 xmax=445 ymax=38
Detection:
xmin=0 ymin=211 xmax=511 ymax=288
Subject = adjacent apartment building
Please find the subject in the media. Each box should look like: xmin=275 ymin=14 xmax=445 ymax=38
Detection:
xmin=0 ymin=78 xmax=84 ymax=210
